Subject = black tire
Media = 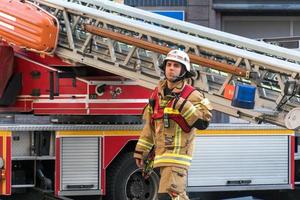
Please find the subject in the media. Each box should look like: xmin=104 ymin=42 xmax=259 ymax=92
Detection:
xmin=105 ymin=152 xmax=159 ymax=200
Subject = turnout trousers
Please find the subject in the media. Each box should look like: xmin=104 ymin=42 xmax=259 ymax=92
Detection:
xmin=157 ymin=166 xmax=189 ymax=200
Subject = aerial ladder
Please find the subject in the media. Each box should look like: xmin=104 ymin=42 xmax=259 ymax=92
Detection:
xmin=1 ymin=0 xmax=300 ymax=130
xmin=0 ymin=0 xmax=299 ymax=198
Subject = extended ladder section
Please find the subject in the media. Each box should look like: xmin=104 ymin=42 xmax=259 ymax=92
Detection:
xmin=25 ymin=0 xmax=300 ymax=129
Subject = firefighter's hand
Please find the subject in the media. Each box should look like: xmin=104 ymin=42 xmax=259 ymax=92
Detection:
xmin=135 ymin=158 xmax=144 ymax=168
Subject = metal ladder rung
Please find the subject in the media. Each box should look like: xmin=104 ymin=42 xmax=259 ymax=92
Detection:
xmin=253 ymin=108 xmax=279 ymax=116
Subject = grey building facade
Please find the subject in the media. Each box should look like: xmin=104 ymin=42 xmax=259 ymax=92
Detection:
xmin=125 ymin=0 xmax=217 ymax=27
xmin=125 ymin=0 xmax=300 ymax=39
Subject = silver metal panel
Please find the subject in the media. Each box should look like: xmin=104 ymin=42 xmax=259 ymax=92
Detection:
xmin=49 ymin=132 xmax=55 ymax=157
xmin=188 ymin=135 xmax=290 ymax=189
xmin=0 ymin=123 xmax=288 ymax=131
xmin=61 ymin=137 xmax=100 ymax=191
xmin=214 ymin=3 xmax=300 ymax=11
xmin=59 ymin=190 xmax=101 ymax=196
xmin=12 ymin=131 xmax=32 ymax=156
xmin=11 ymin=184 xmax=35 ymax=188
xmin=223 ymin=16 xmax=291 ymax=39
xmin=187 ymin=184 xmax=293 ymax=192
xmin=12 ymin=156 xmax=55 ymax=160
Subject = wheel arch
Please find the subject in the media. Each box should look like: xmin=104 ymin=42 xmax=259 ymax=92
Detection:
xmin=105 ymin=139 xmax=138 ymax=170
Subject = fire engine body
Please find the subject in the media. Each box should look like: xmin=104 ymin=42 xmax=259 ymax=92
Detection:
xmin=0 ymin=0 xmax=299 ymax=199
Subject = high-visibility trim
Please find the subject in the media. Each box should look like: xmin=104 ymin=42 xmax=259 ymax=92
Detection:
xmin=136 ymin=143 xmax=152 ymax=150
xmin=160 ymin=100 xmax=168 ymax=107
xmin=138 ymin=139 xmax=153 ymax=146
xmin=173 ymin=124 xmax=179 ymax=154
xmin=185 ymin=107 xmax=196 ymax=120
xmin=178 ymin=124 xmax=182 ymax=155
xmin=183 ymin=105 xmax=196 ymax=119
xmin=156 ymin=153 xmax=192 ymax=160
xmin=164 ymin=107 xmax=180 ymax=114
xmin=0 ymin=131 xmax=10 ymax=137
xmin=56 ymin=130 xmax=141 ymax=137
xmin=173 ymin=124 xmax=182 ymax=154
xmin=1 ymin=136 xmax=6 ymax=194
xmin=154 ymin=153 xmax=192 ymax=166
xmin=154 ymin=158 xmax=191 ymax=166
xmin=0 ymin=131 xmax=11 ymax=195
xmin=147 ymin=105 xmax=153 ymax=114
xmin=154 ymin=157 xmax=192 ymax=166
xmin=56 ymin=131 xmax=101 ymax=137
xmin=137 ymin=139 xmax=153 ymax=150
xmin=194 ymin=104 xmax=202 ymax=109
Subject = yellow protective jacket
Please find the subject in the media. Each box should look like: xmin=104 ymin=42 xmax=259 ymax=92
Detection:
xmin=134 ymin=79 xmax=212 ymax=170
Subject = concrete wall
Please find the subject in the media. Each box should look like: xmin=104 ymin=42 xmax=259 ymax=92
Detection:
xmin=186 ymin=0 xmax=220 ymax=29
xmin=129 ymin=0 xmax=220 ymax=30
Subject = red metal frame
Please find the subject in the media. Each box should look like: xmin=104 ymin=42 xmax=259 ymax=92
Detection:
xmin=55 ymin=135 xmax=138 ymax=195
xmin=102 ymin=136 xmax=139 ymax=195
xmin=55 ymin=138 xmax=60 ymax=196
xmin=5 ymin=137 xmax=11 ymax=195
xmin=103 ymin=136 xmax=138 ymax=169
xmin=0 ymin=52 xmax=152 ymax=115
xmin=0 ymin=135 xmax=11 ymax=195
xmin=291 ymin=135 xmax=295 ymax=189
xmin=0 ymin=137 xmax=3 ymax=195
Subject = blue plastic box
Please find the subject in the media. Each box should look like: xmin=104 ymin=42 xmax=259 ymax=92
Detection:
xmin=231 ymin=84 xmax=256 ymax=109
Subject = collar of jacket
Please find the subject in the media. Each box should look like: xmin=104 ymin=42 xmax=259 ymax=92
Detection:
xmin=157 ymin=79 xmax=189 ymax=97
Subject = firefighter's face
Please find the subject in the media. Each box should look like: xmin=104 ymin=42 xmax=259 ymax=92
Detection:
xmin=165 ymin=60 xmax=182 ymax=81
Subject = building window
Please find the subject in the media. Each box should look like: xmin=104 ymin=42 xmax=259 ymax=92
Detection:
xmin=125 ymin=0 xmax=187 ymax=7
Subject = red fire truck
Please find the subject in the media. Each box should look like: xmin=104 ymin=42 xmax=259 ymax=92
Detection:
xmin=0 ymin=0 xmax=299 ymax=199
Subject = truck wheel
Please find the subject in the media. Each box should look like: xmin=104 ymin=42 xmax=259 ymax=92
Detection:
xmin=106 ymin=152 xmax=159 ymax=200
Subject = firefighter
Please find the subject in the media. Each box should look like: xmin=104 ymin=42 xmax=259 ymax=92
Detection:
xmin=134 ymin=49 xmax=212 ymax=200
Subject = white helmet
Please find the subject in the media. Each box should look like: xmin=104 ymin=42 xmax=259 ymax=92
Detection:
xmin=160 ymin=49 xmax=195 ymax=78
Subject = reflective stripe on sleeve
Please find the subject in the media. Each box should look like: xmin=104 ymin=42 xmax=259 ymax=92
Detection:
xmin=183 ymin=105 xmax=196 ymax=119
xmin=194 ymin=104 xmax=202 ymax=108
xmin=137 ymin=139 xmax=153 ymax=150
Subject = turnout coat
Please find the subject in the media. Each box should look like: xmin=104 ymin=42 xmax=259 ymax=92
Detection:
xmin=134 ymin=79 xmax=212 ymax=170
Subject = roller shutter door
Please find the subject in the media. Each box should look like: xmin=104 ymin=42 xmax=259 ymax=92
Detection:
xmin=61 ymin=137 xmax=100 ymax=192
xmin=188 ymin=135 xmax=291 ymax=191
xmin=222 ymin=16 xmax=300 ymax=39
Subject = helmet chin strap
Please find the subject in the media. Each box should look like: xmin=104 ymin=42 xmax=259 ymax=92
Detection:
xmin=164 ymin=63 xmax=187 ymax=83
xmin=167 ymin=72 xmax=187 ymax=83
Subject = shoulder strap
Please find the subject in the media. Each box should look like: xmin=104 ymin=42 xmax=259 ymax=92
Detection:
xmin=180 ymin=85 xmax=195 ymax=100
xmin=149 ymin=87 xmax=159 ymax=113
xmin=150 ymin=87 xmax=158 ymax=99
